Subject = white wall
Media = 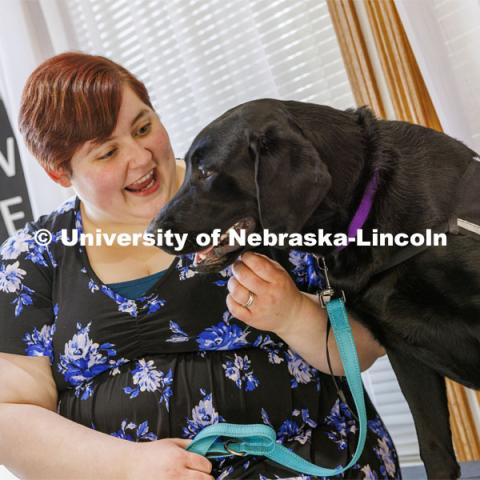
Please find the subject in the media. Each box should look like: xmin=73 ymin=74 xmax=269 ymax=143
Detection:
xmin=0 ymin=0 xmax=73 ymax=220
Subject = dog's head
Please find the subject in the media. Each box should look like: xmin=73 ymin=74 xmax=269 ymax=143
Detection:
xmin=147 ymin=99 xmax=332 ymax=272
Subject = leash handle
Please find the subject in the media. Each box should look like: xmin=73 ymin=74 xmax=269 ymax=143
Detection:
xmin=187 ymin=297 xmax=367 ymax=476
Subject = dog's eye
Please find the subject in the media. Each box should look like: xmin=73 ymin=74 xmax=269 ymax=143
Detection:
xmin=198 ymin=166 xmax=215 ymax=179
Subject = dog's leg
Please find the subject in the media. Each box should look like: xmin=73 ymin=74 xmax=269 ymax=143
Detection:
xmin=387 ymin=348 xmax=461 ymax=480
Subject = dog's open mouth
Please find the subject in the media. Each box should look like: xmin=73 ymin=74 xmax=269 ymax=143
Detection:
xmin=193 ymin=217 xmax=256 ymax=271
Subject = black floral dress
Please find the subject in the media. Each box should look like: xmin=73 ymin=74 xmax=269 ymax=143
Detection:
xmin=0 ymin=196 xmax=401 ymax=479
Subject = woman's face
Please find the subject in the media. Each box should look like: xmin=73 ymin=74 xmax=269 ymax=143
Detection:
xmin=61 ymin=86 xmax=178 ymax=226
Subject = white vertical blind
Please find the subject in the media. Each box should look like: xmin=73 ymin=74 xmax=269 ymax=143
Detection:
xmin=427 ymin=0 xmax=480 ymax=150
xmin=395 ymin=0 xmax=480 ymax=153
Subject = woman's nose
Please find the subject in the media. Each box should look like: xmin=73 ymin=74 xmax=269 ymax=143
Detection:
xmin=126 ymin=139 xmax=152 ymax=167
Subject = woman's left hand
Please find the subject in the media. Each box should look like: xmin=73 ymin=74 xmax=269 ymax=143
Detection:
xmin=226 ymin=251 xmax=304 ymax=337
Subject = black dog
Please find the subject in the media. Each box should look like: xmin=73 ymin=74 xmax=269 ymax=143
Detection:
xmin=148 ymin=99 xmax=480 ymax=479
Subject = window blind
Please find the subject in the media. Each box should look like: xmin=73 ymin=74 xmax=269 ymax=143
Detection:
xmin=432 ymin=0 xmax=480 ymax=151
xmin=63 ymin=0 xmax=354 ymax=156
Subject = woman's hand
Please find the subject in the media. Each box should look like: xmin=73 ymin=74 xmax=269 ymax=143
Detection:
xmin=127 ymin=438 xmax=214 ymax=480
xmin=227 ymin=251 xmax=385 ymax=374
xmin=226 ymin=251 xmax=304 ymax=337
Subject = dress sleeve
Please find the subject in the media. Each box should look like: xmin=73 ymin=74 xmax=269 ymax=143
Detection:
xmin=0 ymin=224 xmax=55 ymax=363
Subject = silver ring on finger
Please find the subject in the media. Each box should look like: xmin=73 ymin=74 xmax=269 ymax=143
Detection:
xmin=241 ymin=290 xmax=255 ymax=309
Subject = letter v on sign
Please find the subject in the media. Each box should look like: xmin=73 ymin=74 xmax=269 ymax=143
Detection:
xmin=0 ymin=137 xmax=15 ymax=177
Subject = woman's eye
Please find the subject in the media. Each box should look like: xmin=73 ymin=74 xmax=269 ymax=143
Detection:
xmin=98 ymin=148 xmax=116 ymax=160
xmin=136 ymin=123 xmax=152 ymax=136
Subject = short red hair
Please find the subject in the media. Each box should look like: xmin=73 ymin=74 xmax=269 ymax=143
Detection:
xmin=19 ymin=51 xmax=153 ymax=174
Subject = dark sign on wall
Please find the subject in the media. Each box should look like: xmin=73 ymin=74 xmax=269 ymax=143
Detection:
xmin=0 ymin=98 xmax=33 ymax=244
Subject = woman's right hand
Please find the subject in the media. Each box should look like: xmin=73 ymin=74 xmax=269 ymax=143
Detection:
xmin=126 ymin=438 xmax=214 ymax=479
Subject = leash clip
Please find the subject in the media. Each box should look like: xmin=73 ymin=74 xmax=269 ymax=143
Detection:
xmin=315 ymin=255 xmax=346 ymax=308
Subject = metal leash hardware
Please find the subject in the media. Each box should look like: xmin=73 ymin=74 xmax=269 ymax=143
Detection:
xmin=314 ymin=255 xmax=346 ymax=307
xmin=223 ymin=439 xmax=247 ymax=457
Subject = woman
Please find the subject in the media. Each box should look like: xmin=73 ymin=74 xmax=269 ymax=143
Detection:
xmin=0 ymin=52 xmax=400 ymax=479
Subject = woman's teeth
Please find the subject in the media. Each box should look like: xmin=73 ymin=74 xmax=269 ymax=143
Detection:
xmin=126 ymin=170 xmax=155 ymax=192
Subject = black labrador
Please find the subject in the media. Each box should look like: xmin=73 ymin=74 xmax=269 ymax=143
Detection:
xmin=147 ymin=99 xmax=480 ymax=479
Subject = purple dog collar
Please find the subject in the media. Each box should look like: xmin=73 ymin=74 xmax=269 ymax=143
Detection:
xmin=335 ymin=169 xmax=380 ymax=253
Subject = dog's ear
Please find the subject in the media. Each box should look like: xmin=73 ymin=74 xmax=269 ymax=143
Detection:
xmin=247 ymin=118 xmax=331 ymax=234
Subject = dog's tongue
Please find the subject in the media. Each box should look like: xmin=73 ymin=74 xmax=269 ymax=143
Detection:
xmin=194 ymin=245 xmax=216 ymax=266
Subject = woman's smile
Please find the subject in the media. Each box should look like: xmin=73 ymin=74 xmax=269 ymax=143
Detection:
xmin=125 ymin=167 xmax=160 ymax=196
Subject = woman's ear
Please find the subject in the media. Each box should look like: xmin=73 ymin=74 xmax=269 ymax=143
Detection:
xmin=45 ymin=166 xmax=72 ymax=188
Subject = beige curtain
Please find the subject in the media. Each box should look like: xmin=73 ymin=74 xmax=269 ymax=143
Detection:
xmin=326 ymin=0 xmax=385 ymax=118
xmin=327 ymin=0 xmax=480 ymax=462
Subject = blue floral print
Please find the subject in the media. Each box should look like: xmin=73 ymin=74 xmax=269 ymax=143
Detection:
xmin=55 ymin=197 xmax=76 ymax=214
xmin=23 ymin=323 xmax=56 ymax=363
xmin=110 ymin=419 xmax=158 ymax=442
xmin=166 ymin=320 xmax=190 ymax=343
xmin=212 ymin=264 xmax=234 ymax=287
xmin=183 ymin=389 xmax=225 ymax=439
xmin=141 ymin=294 xmax=166 ymax=315
xmin=261 ymin=407 xmax=318 ymax=446
xmin=25 ymin=239 xmax=57 ymax=269
xmin=88 ymin=279 xmax=99 ymax=293
xmin=285 ymin=349 xmax=321 ymax=391
xmin=100 ymin=285 xmax=139 ymax=317
xmin=324 ymin=399 xmax=357 ymax=451
xmin=368 ymin=418 xmax=399 ymax=478
xmin=177 ymin=252 xmax=233 ymax=287
xmin=0 ymin=225 xmax=57 ymax=268
xmin=0 ymin=261 xmax=26 ymax=294
xmin=0 ymin=228 xmax=31 ymax=260
xmin=222 ymin=353 xmax=260 ymax=391
xmin=0 ymin=225 xmax=61 ymax=317
xmin=253 ymin=334 xmax=285 ymax=365
xmin=86 ymin=279 xmax=166 ymax=317
xmin=361 ymin=464 xmax=379 ymax=480
xmin=123 ymin=359 xmax=173 ymax=411
xmin=177 ymin=253 xmax=198 ymax=281
xmin=58 ymin=322 xmax=128 ymax=400
xmin=196 ymin=311 xmax=250 ymax=351
xmin=12 ymin=284 xmax=34 ymax=317
xmin=288 ymin=251 xmax=323 ymax=291
xmin=0 ymin=261 xmax=34 ymax=317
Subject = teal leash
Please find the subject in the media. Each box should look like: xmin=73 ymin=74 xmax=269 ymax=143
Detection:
xmin=187 ymin=256 xmax=367 ymax=476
